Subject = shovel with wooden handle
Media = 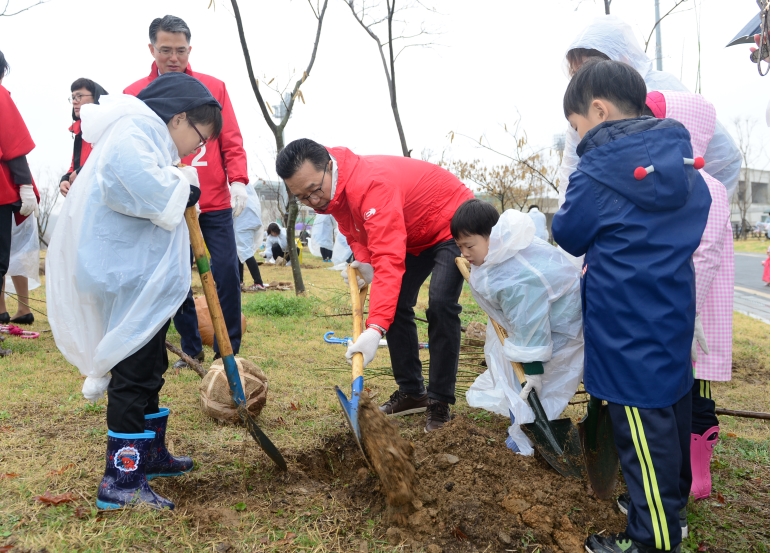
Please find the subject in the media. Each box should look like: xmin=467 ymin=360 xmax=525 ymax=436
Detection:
xmin=334 ymin=266 xmax=371 ymax=465
xmin=577 ymin=395 xmax=619 ymax=499
xmin=455 ymin=257 xmax=585 ymax=480
xmin=184 ymin=207 xmax=287 ymax=472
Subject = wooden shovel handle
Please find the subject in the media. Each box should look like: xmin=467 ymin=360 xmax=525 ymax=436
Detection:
xmin=185 ymin=207 xmax=233 ymax=358
xmin=454 ymin=257 xmax=527 ymax=385
xmin=348 ymin=266 xmax=369 ymax=380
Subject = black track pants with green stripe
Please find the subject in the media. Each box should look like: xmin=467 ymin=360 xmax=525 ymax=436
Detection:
xmin=608 ymin=391 xmax=692 ymax=550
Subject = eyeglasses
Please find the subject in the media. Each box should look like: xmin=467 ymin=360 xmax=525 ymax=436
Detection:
xmin=154 ymin=45 xmax=191 ymax=58
xmin=298 ymin=162 xmax=329 ymax=204
xmin=68 ymin=93 xmax=93 ymax=104
xmin=188 ymin=121 xmax=208 ymax=150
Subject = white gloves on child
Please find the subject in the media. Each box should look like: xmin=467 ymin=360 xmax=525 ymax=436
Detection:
xmin=179 ymin=166 xmax=200 ymax=188
xmin=691 ymin=313 xmax=710 ymax=362
xmin=230 ymin=182 xmax=248 ymax=217
xmin=519 ymin=374 xmax=544 ymax=400
xmin=342 ymin=261 xmax=374 ymax=289
xmin=345 ymin=328 xmax=381 ymax=367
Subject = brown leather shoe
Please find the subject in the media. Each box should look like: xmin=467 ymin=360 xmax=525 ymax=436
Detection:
xmin=379 ymin=390 xmax=429 ymax=416
xmin=424 ymin=399 xmax=451 ymax=432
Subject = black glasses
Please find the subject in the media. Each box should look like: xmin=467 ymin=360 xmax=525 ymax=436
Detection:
xmin=298 ymin=162 xmax=329 ymax=204
xmin=68 ymin=93 xmax=93 ymax=104
xmin=188 ymin=121 xmax=208 ymax=150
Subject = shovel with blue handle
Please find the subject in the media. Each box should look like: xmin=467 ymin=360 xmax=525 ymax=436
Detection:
xmin=184 ymin=206 xmax=287 ymax=472
xmin=335 ymin=266 xmax=371 ymax=465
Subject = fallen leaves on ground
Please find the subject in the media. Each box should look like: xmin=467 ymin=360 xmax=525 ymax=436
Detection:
xmin=0 ymin=473 xmax=18 ymax=480
xmin=34 ymin=491 xmax=77 ymax=505
xmin=451 ymin=527 xmax=468 ymax=542
xmin=698 ymin=542 xmax=709 ymax=552
xmin=47 ymin=463 xmax=75 ymax=476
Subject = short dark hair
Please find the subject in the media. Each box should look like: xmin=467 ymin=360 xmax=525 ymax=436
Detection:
xmin=563 ymin=58 xmax=646 ymax=119
xmin=528 ymin=205 xmax=539 ymax=211
xmin=0 ymin=50 xmax=9 ymax=81
xmin=565 ymin=47 xmax=610 ymax=76
xmin=185 ymin=103 xmax=223 ymax=141
xmin=451 ymin=199 xmax=500 ymax=239
xmin=276 ymin=138 xmax=330 ymax=180
xmin=267 ymin=223 xmax=281 ymax=235
xmin=149 ymin=15 xmax=191 ymax=44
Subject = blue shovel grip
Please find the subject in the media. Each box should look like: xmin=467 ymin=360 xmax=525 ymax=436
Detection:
xmin=222 ymin=355 xmax=247 ymax=405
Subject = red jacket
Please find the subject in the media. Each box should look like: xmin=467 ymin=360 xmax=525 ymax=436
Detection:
xmin=66 ymin=120 xmax=93 ymax=173
xmin=0 ymin=84 xmax=39 ymax=221
xmin=323 ymin=147 xmax=473 ymax=331
xmin=124 ymin=62 xmax=249 ymax=212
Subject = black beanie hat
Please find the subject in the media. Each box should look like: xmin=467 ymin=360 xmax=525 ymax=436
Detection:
xmin=137 ymin=72 xmax=221 ymax=124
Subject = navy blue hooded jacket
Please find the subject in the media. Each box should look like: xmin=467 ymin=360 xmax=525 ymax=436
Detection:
xmin=552 ymin=117 xmax=711 ymax=408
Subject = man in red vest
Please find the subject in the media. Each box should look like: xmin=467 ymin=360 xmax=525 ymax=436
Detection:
xmin=277 ymin=139 xmax=473 ymax=432
xmin=124 ymin=15 xmax=248 ymax=366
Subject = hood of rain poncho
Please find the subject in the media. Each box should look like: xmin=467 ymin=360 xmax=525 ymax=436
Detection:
xmin=137 ymin=71 xmax=222 ymax=124
xmin=466 ymin=210 xmax=583 ymax=455
xmin=47 ymin=93 xmax=195 ymax=401
xmin=72 ymin=80 xmax=108 ymax=121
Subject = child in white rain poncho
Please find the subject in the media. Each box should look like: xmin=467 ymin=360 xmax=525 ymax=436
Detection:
xmin=235 ymin=183 xmax=266 ymax=291
xmin=451 ymin=200 xmax=583 ymax=455
xmin=310 ymin=213 xmax=334 ymax=262
xmin=46 ymin=72 xmax=222 ymax=511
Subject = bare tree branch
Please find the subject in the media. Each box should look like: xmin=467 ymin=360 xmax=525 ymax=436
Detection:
xmin=0 ymin=0 xmax=48 ymax=16
xmin=644 ymin=0 xmax=688 ymax=53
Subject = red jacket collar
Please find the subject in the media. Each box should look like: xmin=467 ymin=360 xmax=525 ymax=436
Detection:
xmin=318 ymin=146 xmax=360 ymax=215
xmin=148 ymin=61 xmax=195 ymax=79
xmin=69 ymin=120 xmax=81 ymax=134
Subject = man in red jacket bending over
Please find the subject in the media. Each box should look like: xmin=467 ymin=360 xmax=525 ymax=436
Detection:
xmin=278 ymin=139 xmax=473 ymax=431
xmin=125 ymin=15 xmax=248 ymax=366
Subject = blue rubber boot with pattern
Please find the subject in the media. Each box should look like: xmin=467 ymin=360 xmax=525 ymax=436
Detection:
xmin=95 ymin=430 xmax=175 ymax=510
xmin=144 ymin=408 xmax=194 ymax=480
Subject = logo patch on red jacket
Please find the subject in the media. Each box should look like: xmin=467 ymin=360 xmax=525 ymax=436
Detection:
xmin=364 ymin=208 xmax=376 ymax=220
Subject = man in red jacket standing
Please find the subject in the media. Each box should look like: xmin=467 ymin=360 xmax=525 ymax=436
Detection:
xmin=277 ymin=139 xmax=473 ymax=431
xmin=125 ymin=15 xmax=248 ymax=365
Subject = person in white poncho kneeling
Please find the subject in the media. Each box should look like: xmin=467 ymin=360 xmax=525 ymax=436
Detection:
xmin=451 ymin=199 xmax=584 ymax=455
xmin=46 ymin=72 xmax=222 ymax=511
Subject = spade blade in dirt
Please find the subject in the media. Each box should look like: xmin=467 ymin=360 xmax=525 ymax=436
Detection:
xmin=578 ymin=395 xmax=619 ymax=499
xmin=520 ymin=393 xmax=586 ymax=481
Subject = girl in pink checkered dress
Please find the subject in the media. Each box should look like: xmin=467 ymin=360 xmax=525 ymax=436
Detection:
xmin=645 ymin=90 xmax=734 ymax=501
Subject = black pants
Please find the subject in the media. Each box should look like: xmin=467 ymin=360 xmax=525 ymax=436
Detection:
xmin=173 ymin=208 xmax=242 ymax=356
xmin=239 ymin=256 xmax=264 ymax=286
xmin=320 ymin=247 xmax=333 ymax=261
xmin=388 ymin=239 xmax=463 ymax=404
xmin=692 ymin=379 xmax=719 ymax=434
xmin=106 ymin=320 xmax=171 ymax=433
xmin=271 ymin=242 xmax=300 ymax=262
xmin=0 ymin=204 xmax=13 ymax=283
xmin=608 ymin=390 xmax=692 ymax=550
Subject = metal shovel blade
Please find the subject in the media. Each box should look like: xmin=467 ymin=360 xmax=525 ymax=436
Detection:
xmin=335 ymin=375 xmax=370 ymax=465
xmin=522 ymin=416 xmax=586 ymax=480
xmin=578 ymin=396 xmax=619 ymax=499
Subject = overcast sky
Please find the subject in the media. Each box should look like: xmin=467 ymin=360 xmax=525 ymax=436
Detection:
xmin=1 ymin=0 xmax=768 ymax=188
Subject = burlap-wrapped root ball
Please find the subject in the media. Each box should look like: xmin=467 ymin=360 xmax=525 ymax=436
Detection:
xmin=199 ymin=358 xmax=268 ymax=423
xmin=194 ymin=296 xmax=247 ymax=348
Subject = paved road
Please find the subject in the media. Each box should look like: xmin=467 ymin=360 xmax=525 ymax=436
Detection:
xmin=734 ymin=253 xmax=769 ymax=323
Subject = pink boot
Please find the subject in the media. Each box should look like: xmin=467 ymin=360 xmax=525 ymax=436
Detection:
xmin=690 ymin=426 xmax=719 ymax=499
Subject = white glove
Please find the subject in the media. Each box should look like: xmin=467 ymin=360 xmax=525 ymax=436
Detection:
xmin=179 ymin=165 xmax=200 ymax=188
xmin=341 ymin=260 xmax=374 ymax=289
xmin=345 ymin=328 xmax=381 ymax=367
xmin=230 ymin=182 xmax=248 ymax=218
xmin=19 ymin=185 xmax=38 ymax=218
xmin=519 ymin=374 xmax=544 ymax=400
xmin=691 ymin=313 xmax=709 ymax=362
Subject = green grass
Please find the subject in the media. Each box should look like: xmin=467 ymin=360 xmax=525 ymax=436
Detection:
xmin=733 ymin=238 xmax=770 ymax=254
xmin=0 ymin=255 xmax=767 ymax=552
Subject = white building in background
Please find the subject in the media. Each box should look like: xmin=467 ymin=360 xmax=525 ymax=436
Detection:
xmin=252 ymin=179 xmax=314 ymax=228
xmin=731 ymin=168 xmax=770 ymax=230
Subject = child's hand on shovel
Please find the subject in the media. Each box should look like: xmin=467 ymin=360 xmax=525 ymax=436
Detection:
xmin=345 ymin=327 xmax=381 ymax=366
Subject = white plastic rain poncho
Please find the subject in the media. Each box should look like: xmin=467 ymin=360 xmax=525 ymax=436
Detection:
xmin=465 ymin=210 xmax=584 ymax=455
xmin=308 ymin=213 xmax=334 ymax=258
xmin=557 ymin=15 xmax=742 ymax=206
xmin=329 ymin=229 xmax=353 ymax=270
xmin=46 ymin=95 xmax=193 ymax=401
xmin=264 ymin=227 xmax=288 ymax=260
xmin=234 ymin=183 xmax=263 ymax=263
xmin=5 ymin=214 xmax=41 ymax=293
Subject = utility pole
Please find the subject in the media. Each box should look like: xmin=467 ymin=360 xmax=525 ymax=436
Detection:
xmin=654 ymin=0 xmax=663 ymax=70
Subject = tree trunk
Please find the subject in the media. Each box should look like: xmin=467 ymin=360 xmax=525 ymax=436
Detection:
xmin=275 ymin=130 xmax=306 ymax=295
xmin=391 ymin=100 xmax=410 ymax=157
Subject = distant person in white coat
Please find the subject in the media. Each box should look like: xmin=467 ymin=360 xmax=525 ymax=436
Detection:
xmin=527 ymin=205 xmax=548 ymax=241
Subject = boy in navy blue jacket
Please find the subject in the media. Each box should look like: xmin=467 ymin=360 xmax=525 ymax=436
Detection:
xmin=552 ymin=59 xmax=711 ymax=553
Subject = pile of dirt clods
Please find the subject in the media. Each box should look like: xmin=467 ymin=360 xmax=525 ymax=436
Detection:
xmin=349 ymin=415 xmax=626 ymax=553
